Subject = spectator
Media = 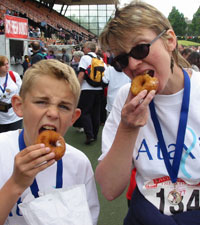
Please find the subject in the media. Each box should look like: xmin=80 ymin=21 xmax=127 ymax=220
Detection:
xmin=30 ymin=41 xmax=46 ymax=65
xmin=61 ymin=48 xmax=70 ymax=64
xmin=181 ymin=47 xmax=193 ymax=59
xmin=187 ymin=51 xmax=200 ymax=72
xmin=21 ymin=55 xmax=30 ymax=75
xmin=0 ymin=56 xmax=22 ymax=133
xmin=71 ymin=50 xmax=84 ymax=75
xmin=46 ymin=50 xmax=56 ymax=59
xmin=77 ymin=41 xmax=105 ymax=144
xmin=102 ymin=65 xmax=131 ymax=114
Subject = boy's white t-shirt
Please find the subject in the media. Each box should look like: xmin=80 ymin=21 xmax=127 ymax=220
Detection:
xmin=99 ymin=70 xmax=200 ymax=215
xmin=0 ymin=130 xmax=99 ymax=225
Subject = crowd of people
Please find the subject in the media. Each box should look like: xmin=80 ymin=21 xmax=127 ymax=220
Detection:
xmin=1 ymin=0 xmax=200 ymax=225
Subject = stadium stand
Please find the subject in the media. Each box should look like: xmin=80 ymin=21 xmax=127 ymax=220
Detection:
xmin=0 ymin=0 xmax=97 ymax=44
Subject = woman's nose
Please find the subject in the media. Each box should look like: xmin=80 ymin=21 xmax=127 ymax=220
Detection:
xmin=123 ymin=56 xmax=142 ymax=74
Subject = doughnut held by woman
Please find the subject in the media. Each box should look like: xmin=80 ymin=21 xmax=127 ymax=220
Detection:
xmin=36 ymin=130 xmax=66 ymax=161
xmin=131 ymin=73 xmax=159 ymax=96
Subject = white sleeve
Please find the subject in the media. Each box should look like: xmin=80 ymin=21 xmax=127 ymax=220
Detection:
xmin=102 ymin=66 xmax=110 ymax=84
xmin=78 ymin=55 xmax=91 ymax=70
xmin=13 ymin=71 xmax=22 ymax=91
xmin=99 ymin=83 xmax=131 ymax=161
xmin=83 ymin=161 xmax=100 ymax=225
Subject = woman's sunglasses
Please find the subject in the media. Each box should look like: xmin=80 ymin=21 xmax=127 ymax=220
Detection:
xmin=111 ymin=30 xmax=166 ymax=72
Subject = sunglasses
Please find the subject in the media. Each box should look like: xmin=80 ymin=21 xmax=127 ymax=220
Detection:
xmin=111 ymin=30 xmax=166 ymax=72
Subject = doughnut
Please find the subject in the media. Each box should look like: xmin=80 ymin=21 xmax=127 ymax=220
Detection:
xmin=131 ymin=74 xmax=159 ymax=96
xmin=36 ymin=130 xmax=66 ymax=161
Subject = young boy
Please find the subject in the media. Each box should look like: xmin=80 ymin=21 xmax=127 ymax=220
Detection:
xmin=0 ymin=59 xmax=100 ymax=225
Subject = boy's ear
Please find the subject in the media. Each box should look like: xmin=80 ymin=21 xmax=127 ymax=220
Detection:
xmin=11 ymin=95 xmax=23 ymax=117
xmin=70 ymin=108 xmax=81 ymax=126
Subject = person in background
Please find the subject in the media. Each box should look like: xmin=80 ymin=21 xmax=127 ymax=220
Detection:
xmin=61 ymin=48 xmax=70 ymax=64
xmin=181 ymin=47 xmax=193 ymax=60
xmin=71 ymin=50 xmax=84 ymax=132
xmin=46 ymin=50 xmax=56 ymax=59
xmin=77 ymin=41 xmax=105 ymax=145
xmin=70 ymin=50 xmax=84 ymax=75
xmin=186 ymin=51 xmax=200 ymax=72
xmin=22 ymin=55 xmax=30 ymax=75
xmin=0 ymin=56 xmax=22 ymax=133
xmin=0 ymin=59 xmax=100 ymax=225
xmin=30 ymin=41 xmax=46 ymax=65
xmin=102 ymin=65 xmax=131 ymax=115
xmin=95 ymin=1 xmax=200 ymax=224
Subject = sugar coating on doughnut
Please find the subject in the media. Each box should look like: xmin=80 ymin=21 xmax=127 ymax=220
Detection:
xmin=131 ymin=74 xmax=159 ymax=96
xmin=36 ymin=130 xmax=66 ymax=161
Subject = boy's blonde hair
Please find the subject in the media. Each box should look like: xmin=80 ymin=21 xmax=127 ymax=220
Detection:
xmin=20 ymin=59 xmax=81 ymax=106
xmin=99 ymin=0 xmax=190 ymax=68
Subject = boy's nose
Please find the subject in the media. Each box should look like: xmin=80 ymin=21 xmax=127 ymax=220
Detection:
xmin=46 ymin=105 xmax=59 ymax=119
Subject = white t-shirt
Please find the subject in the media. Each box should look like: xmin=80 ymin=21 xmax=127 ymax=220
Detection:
xmin=0 ymin=130 xmax=99 ymax=225
xmin=0 ymin=71 xmax=22 ymax=124
xmin=99 ymin=70 xmax=200 ymax=215
xmin=102 ymin=66 xmax=131 ymax=112
xmin=78 ymin=52 xmax=104 ymax=91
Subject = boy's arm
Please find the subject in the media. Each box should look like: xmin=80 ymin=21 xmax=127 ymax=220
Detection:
xmin=0 ymin=177 xmax=24 ymax=225
xmin=0 ymin=144 xmax=56 ymax=225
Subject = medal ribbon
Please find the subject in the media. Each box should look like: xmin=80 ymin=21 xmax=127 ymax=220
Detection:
xmin=0 ymin=73 xmax=8 ymax=93
xmin=18 ymin=129 xmax=63 ymax=198
xmin=149 ymin=69 xmax=190 ymax=183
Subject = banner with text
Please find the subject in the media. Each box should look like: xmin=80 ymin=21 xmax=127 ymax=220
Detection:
xmin=5 ymin=15 xmax=28 ymax=39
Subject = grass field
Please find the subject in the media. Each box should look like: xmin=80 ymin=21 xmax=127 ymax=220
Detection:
xmin=64 ymin=126 xmax=128 ymax=225
xmin=178 ymin=40 xmax=200 ymax=46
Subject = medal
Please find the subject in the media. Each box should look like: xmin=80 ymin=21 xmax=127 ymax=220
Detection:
xmin=168 ymin=189 xmax=182 ymax=205
xmin=150 ymin=69 xmax=190 ymax=206
xmin=167 ymin=183 xmax=182 ymax=205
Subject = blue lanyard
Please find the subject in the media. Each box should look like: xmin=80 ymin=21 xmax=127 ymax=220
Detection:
xmin=18 ymin=129 xmax=63 ymax=198
xmin=0 ymin=73 xmax=8 ymax=93
xmin=149 ymin=69 xmax=190 ymax=183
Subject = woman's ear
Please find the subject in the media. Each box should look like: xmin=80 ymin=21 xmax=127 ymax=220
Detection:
xmin=166 ymin=29 xmax=177 ymax=52
xmin=11 ymin=95 xmax=23 ymax=117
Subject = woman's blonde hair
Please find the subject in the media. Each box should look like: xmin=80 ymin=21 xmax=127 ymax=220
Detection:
xmin=0 ymin=56 xmax=8 ymax=67
xmin=20 ymin=59 xmax=81 ymax=106
xmin=99 ymin=0 xmax=190 ymax=68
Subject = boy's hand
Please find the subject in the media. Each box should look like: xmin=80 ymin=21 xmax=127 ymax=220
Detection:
xmin=10 ymin=144 xmax=55 ymax=194
xmin=121 ymin=89 xmax=156 ymax=129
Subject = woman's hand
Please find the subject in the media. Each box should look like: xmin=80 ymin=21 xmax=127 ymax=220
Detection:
xmin=121 ymin=89 xmax=156 ymax=129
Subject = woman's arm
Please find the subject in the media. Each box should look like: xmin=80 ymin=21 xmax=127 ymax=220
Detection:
xmin=95 ymin=89 xmax=156 ymax=200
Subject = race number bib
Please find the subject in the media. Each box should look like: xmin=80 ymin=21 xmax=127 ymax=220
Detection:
xmin=141 ymin=176 xmax=200 ymax=215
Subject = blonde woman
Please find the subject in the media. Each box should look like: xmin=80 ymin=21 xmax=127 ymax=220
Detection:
xmin=95 ymin=1 xmax=200 ymax=224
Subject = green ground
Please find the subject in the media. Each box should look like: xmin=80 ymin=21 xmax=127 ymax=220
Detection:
xmin=64 ymin=126 xmax=128 ymax=225
xmin=178 ymin=40 xmax=200 ymax=46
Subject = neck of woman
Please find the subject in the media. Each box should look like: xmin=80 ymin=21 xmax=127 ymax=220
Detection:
xmin=162 ymin=66 xmax=185 ymax=95
xmin=0 ymin=71 xmax=7 ymax=77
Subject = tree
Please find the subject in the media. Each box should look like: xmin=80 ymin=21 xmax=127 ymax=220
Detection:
xmin=168 ymin=7 xmax=187 ymax=36
xmin=188 ymin=7 xmax=200 ymax=38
